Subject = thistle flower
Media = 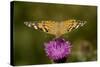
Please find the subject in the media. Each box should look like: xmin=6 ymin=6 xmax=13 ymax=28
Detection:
xmin=44 ymin=38 xmax=71 ymax=63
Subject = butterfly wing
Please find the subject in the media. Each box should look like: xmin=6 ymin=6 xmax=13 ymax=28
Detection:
xmin=24 ymin=21 xmax=58 ymax=36
xmin=59 ymin=19 xmax=87 ymax=36
xmin=24 ymin=19 xmax=87 ymax=37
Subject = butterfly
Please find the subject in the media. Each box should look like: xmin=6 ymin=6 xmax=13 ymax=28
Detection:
xmin=24 ymin=19 xmax=87 ymax=38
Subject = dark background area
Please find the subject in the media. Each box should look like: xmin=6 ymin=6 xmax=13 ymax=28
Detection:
xmin=11 ymin=1 xmax=97 ymax=66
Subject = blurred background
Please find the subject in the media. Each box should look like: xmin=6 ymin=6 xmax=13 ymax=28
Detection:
xmin=12 ymin=1 xmax=97 ymax=66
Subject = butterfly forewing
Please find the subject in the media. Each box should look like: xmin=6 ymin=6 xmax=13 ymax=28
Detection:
xmin=24 ymin=21 xmax=39 ymax=30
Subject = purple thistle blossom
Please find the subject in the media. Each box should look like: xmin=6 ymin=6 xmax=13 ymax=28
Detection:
xmin=44 ymin=38 xmax=71 ymax=63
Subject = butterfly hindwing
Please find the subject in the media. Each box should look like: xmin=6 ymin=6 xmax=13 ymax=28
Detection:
xmin=38 ymin=21 xmax=58 ymax=35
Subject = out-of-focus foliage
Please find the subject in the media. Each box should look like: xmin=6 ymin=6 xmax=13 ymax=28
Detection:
xmin=12 ymin=1 xmax=97 ymax=66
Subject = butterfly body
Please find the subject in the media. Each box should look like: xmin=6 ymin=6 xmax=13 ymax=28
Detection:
xmin=24 ymin=19 xmax=87 ymax=38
